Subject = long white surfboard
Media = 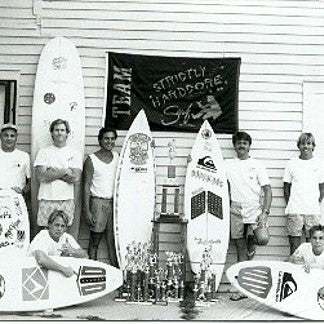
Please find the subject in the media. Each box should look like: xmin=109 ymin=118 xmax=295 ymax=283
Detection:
xmin=227 ymin=260 xmax=324 ymax=320
xmin=31 ymin=36 xmax=85 ymax=238
xmin=0 ymin=256 xmax=122 ymax=312
xmin=184 ymin=120 xmax=229 ymax=290
xmin=0 ymin=189 xmax=29 ymax=256
xmin=114 ymin=109 xmax=155 ymax=270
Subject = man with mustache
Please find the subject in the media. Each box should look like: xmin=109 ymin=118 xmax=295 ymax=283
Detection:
xmin=226 ymin=131 xmax=272 ymax=300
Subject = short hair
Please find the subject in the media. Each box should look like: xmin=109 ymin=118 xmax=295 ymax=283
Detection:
xmin=297 ymin=132 xmax=316 ymax=148
xmin=98 ymin=127 xmax=117 ymax=142
xmin=49 ymin=119 xmax=71 ymax=134
xmin=309 ymin=225 xmax=324 ymax=238
xmin=232 ymin=131 xmax=252 ymax=146
xmin=47 ymin=210 xmax=69 ymax=227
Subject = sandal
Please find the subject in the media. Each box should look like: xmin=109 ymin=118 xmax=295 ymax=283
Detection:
xmin=229 ymin=292 xmax=248 ymax=301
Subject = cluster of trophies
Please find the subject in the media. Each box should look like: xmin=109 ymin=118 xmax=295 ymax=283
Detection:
xmin=115 ymin=241 xmax=185 ymax=305
xmin=192 ymin=246 xmax=218 ymax=306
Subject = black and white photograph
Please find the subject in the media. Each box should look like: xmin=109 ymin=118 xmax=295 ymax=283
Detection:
xmin=0 ymin=0 xmax=324 ymax=321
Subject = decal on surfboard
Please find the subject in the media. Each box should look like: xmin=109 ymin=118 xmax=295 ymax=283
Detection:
xmin=276 ymin=271 xmax=297 ymax=302
xmin=129 ymin=133 xmax=150 ymax=166
xmin=0 ymin=275 xmax=5 ymax=299
xmin=44 ymin=93 xmax=56 ymax=105
xmin=52 ymin=57 xmax=67 ymax=70
xmin=237 ymin=266 xmax=272 ymax=299
xmin=317 ymin=287 xmax=324 ymax=311
xmin=197 ymin=156 xmax=217 ymax=172
xmin=77 ymin=266 xmax=106 ymax=296
xmin=22 ymin=267 xmax=49 ymax=301
xmin=191 ymin=191 xmax=223 ymax=220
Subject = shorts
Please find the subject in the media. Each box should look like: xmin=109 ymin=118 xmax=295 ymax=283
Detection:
xmin=230 ymin=201 xmax=263 ymax=239
xmin=37 ymin=199 xmax=75 ymax=227
xmin=286 ymin=214 xmax=320 ymax=237
xmin=89 ymin=197 xmax=113 ymax=233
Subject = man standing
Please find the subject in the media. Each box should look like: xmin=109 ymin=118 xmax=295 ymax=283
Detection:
xmin=83 ymin=127 xmax=119 ymax=265
xmin=283 ymin=133 xmax=324 ymax=255
xmin=226 ymin=131 xmax=272 ymax=300
xmin=0 ymin=123 xmax=30 ymax=196
xmin=34 ymin=119 xmax=82 ymax=230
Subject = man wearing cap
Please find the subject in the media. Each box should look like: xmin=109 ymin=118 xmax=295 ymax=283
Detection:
xmin=0 ymin=123 xmax=31 ymax=196
xmin=34 ymin=119 xmax=82 ymax=231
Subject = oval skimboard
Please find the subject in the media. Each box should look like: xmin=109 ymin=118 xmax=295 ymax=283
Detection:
xmin=31 ymin=36 xmax=85 ymax=238
xmin=114 ymin=109 xmax=155 ymax=270
xmin=0 ymin=189 xmax=29 ymax=256
xmin=0 ymin=256 xmax=122 ymax=312
xmin=184 ymin=120 xmax=230 ymax=290
xmin=227 ymin=260 xmax=324 ymax=320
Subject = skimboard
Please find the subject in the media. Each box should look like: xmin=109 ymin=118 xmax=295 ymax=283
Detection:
xmin=0 ymin=189 xmax=29 ymax=256
xmin=31 ymin=36 xmax=85 ymax=239
xmin=0 ymin=256 xmax=122 ymax=312
xmin=184 ymin=120 xmax=229 ymax=290
xmin=226 ymin=260 xmax=324 ymax=320
xmin=114 ymin=109 xmax=155 ymax=270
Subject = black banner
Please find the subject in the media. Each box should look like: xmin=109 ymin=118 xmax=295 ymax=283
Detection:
xmin=105 ymin=52 xmax=240 ymax=133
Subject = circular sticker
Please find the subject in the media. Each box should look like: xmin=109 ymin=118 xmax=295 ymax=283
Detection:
xmin=0 ymin=275 xmax=5 ymax=299
xmin=201 ymin=129 xmax=212 ymax=140
xmin=44 ymin=93 xmax=55 ymax=105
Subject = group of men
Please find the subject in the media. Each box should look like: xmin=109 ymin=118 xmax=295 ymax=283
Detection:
xmin=0 ymin=119 xmax=119 ymax=277
xmin=1 ymin=121 xmax=324 ymax=285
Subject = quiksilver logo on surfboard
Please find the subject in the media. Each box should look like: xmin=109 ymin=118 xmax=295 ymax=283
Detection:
xmin=197 ymin=156 xmax=217 ymax=173
xmin=22 ymin=267 xmax=49 ymax=301
xmin=275 ymin=271 xmax=297 ymax=302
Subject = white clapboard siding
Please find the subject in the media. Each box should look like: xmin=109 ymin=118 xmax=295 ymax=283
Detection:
xmin=2 ymin=0 xmax=324 ymax=286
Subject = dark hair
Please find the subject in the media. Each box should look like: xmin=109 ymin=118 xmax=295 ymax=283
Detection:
xmin=232 ymin=131 xmax=252 ymax=146
xmin=49 ymin=119 xmax=71 ymax=134
xmin=98 ymin=127 xmax=117 ymax=142
xmin=47 ymin=210 xmax=69 ymax=227
xmin=309 ymin=225 xmax=324 ymax=238
xmin=297 ymin=132 xmax=316 ymax=148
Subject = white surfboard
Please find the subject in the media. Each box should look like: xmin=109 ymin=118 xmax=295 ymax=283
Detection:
xmin=184 ymin=120 xmax=230 ymax=290
xmin=0 ymin=256 xmax=122 ymax=312
xmin=114 ymin=109 xmax=155 ymax=270
xmin=31 ymin=36 xmax=85 ymax=238
xmin=0 ymin=189 xmax=29 ymax=256
xmin=227 ymin=260 xmax=324 ymax=320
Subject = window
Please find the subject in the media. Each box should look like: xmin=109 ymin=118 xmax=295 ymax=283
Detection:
xmin=0 ymin=80 xmax=17 ymax=125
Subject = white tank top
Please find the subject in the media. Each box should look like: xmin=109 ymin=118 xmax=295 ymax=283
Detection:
xmin=89 ymin=151 xmax=119 ymax=199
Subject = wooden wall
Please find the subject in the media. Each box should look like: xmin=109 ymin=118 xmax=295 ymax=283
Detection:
xmin=2 ymin=0 xmax=324 ymax=288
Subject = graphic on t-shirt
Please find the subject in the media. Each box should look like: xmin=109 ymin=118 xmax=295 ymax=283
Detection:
xmin=77 ymin=266 xmax=106 ymax=296
xmin=237 ymin=266 xmax=272 ymax=299
xmin=22 ymin=267 xmax=49 ymax=301
xmin=276 ymin=271 xmax=297 ymax=302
